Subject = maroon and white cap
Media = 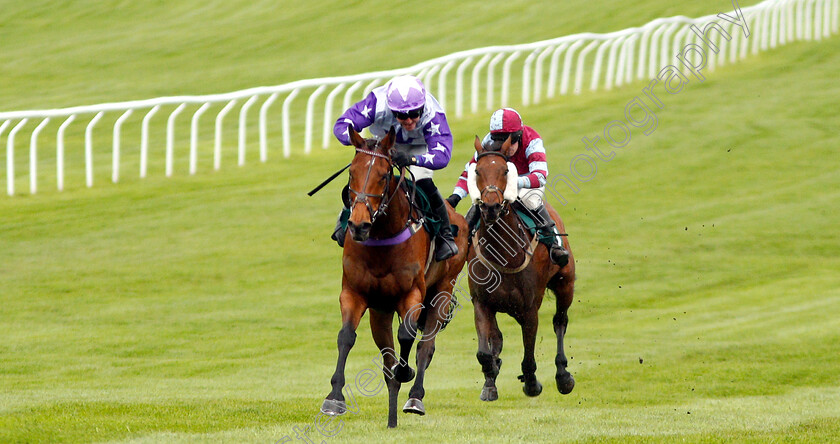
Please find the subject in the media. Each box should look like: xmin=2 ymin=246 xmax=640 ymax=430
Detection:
xmin=489 ymin=108 xmax=523 ymax=133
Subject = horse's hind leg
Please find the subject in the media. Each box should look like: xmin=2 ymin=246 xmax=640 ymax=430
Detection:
xmin=393 ymin=288 xmax=423 ymax=384
xmin=550 ymin=273 xmax=576 ymax=394
xmin=517 ymin=309 xmax=543 ymax=397
xmin=404 ymin=286 xmax=451 ymax=416
xmin=370 ymin=310 xmax=402 ymax=428
xmin=322 ymin=289 xmax=367 ymax=416
xmin=474 ymin=303 xmax=501 ymax=401
xmin=488 ymin=312 xmax=503 ymax=374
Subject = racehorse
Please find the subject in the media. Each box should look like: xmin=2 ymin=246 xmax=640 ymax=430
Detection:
xmin=321 ymin=127 xmax=469 ymax=428
xmin=467 ymin=135 xmax=576 ymax=401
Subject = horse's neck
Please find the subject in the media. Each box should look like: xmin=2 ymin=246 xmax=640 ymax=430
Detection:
xmin=478 ymin=210 xmax=530 ymax=264
xmin=370 ymin=179 xmax=410 ymax=238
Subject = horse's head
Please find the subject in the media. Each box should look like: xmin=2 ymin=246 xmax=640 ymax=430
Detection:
xmin=346 ymin=127 xmax=397 ymax=242
xmin=470 ymin=135 xmax=518 ymax=226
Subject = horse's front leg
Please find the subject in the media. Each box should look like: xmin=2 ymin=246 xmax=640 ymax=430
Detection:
xmin=369 ymin=310 xmax=402 ymax=428
xmin=474 ymin=302 xmax=501 ymax=401
xmin=321 ymin=288 xmax=367 ymax=416
xmin=517 ymin=308 xmax=543 ymax=397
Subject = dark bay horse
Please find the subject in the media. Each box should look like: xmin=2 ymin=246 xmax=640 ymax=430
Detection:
xmin=321 ymin=127 xmax=469 ymax=428
xmin=467 ymin=135 xmax=576 ymax=401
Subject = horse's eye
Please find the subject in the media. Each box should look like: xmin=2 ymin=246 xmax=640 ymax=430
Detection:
xmin=504 ymin=169 xmax=509 ymax=175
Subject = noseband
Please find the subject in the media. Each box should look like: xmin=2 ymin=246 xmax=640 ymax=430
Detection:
xmin=348 ymin=145 xmax=403 ymax=225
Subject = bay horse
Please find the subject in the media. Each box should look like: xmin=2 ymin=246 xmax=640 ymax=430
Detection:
xmin=321 ymin=127 xmax=469 ymax=428
xmin=467 ymin=135 xmax=576 ymax=401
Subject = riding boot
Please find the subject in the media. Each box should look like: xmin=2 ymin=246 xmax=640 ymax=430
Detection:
xmin=330 ymin=207 xmax=350 ymax=247
xmin=432 ymin=201 xmax=459 ymax=261
xmin=465 ymin=204 xmax=480 ymax=236
xmin=415 ymin=179 xmax=459 ymax=261
xmin=533 ymin=204 xmax=569 ymax=267
xmin=330 ymin=185 xmax=351 ymax=247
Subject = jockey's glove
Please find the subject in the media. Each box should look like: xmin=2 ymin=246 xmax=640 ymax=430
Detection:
xmin=446 ymin=194 xmax=461 ymax=209
xmin=391 ymin=150 xmax=416 ymax=167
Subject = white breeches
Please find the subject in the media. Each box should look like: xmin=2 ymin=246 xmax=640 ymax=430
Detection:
xmin=518 ymin=187 xmax=545 ymax=211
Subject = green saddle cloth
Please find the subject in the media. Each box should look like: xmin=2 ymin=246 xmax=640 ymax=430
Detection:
xmin=337 ymin=177 xmax=445 ymax=238
xmin=515 ymin=209 xmax=555 ymax=247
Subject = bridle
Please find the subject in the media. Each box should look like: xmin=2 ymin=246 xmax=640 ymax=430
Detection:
xmin=475 ymin=150 xmax=510 ymax=218
xmin=472 ymin=149 xmax=538 ymax=273
xmin=348 ymin=145 xmax=407 ymax=225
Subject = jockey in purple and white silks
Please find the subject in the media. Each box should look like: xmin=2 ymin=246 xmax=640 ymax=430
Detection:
xmin=331 ymin=75 xmax=458 ymax=262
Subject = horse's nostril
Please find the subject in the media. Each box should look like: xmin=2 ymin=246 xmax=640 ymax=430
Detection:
xmin=349 ymin=221 xmax=371 ymax=232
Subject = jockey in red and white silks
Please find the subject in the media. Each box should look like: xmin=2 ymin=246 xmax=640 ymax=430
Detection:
xmin=446 ymin=108 xmax=569 ymax=266
xmin=451 ymin=112 xmax=548 ymax=209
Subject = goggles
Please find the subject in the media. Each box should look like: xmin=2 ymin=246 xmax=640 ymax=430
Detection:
xmin=392 ymin=107 xmax=424 ymax=120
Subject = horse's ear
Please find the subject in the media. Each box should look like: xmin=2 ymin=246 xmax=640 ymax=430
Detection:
xmin=380 ymin=127 xmax=396 ymax=153
xmin=474 ymin=135 xmax=484 ymax=154
xmin=500 ymin=134 xmax=515 ymax=158
xmin=348 ymin=126 xmax=365 ymax=148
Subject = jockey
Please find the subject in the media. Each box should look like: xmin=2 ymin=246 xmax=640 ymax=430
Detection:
xmin=446 ymin=107 xmax=569 ymax=266
xmin=331 ymin=75 xmax=459 ymax=262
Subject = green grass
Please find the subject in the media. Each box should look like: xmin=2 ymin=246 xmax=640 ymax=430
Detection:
xmin=1 ymin=0 xmax=762 ymax=110
xmin=2 ymin=0 xmax=840 ymax=443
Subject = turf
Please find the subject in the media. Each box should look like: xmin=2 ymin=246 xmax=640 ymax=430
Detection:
xmin=2 ymin=1 xmax=840 ymax=443
xmin=1 ymin=0 xmax=765 ymax=110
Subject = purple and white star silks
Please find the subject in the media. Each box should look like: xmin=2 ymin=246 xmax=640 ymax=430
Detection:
xmin=333 ymin=79 xmax=453 ymax=171
xmin=333 ymin=93 xmax=378 ymax=146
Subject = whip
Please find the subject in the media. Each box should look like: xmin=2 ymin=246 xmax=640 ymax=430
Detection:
xmin=307 ymin=162 xmax=351 ymax=196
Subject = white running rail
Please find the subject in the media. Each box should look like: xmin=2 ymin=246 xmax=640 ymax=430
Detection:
xmin=1 ymin=0 xmax=836 ymax=195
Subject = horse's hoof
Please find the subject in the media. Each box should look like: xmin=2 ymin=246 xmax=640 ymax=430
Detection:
xmin=519 ymin=375 xmax=542 ymax=397
xmin=392 ymin=364 xmax=416 ymax=383
xmin=480 ymin=386 xmax=498 ymax=401
xmin=556 ymin=372 xmax=575 ymax=395
xmin=320 ymin=398 xmax=347 ymax=416
xmin=402 ymin=398 xmax=425 ymax=415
